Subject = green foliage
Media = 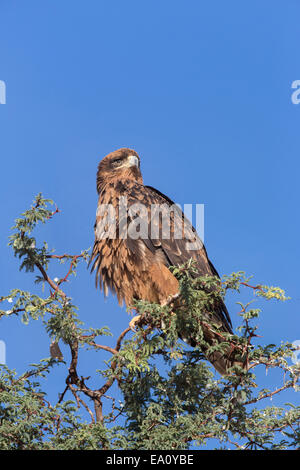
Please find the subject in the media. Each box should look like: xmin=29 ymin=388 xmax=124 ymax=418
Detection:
xmin=0 ymin=195 xmax=299 ymax=450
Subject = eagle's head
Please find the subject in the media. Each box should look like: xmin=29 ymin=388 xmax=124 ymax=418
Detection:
xmin=97 ymin=148 xmax=142 ymax=193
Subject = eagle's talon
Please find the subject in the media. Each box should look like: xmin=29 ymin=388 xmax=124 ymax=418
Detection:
xmin=162 ymin=292 xmax=180 ymax=307
xmin=129 ymin=314 xmax=142 ymax=331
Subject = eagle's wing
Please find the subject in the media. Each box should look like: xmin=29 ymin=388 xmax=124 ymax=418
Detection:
xmin=122 ymin=182 xmax=232 ymax=333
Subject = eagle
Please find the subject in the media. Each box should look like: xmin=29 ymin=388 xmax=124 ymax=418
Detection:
xmin=90 ymin=148 xmax=241 ymax=375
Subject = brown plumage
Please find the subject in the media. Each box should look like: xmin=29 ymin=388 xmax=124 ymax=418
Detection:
xmin=90 ymin=148 xmax=241 ymax=375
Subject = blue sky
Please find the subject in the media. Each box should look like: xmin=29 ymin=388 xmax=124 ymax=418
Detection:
xmin=0 ymin=0 xmax=299 ymax=443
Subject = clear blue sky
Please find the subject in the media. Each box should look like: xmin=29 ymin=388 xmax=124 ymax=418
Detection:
xmin=0 ymin=0 xmax=299 ymax=439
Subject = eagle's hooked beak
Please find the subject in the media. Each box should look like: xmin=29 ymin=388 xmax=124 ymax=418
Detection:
xmin=126 ymin=155 xmax=140 ymax=168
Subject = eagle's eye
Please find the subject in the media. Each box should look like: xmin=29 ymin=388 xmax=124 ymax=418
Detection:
xmin=111 ymin=158 xmax=124 ymax=168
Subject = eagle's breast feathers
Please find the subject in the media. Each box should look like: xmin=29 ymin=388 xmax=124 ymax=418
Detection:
xmin=90 ymin=179 xmax=180 ymax=307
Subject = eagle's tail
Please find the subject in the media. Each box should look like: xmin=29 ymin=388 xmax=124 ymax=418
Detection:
xmin=205 ymin=348 xmax=246 ymax=376
xmin=200 ymin=302 xmax=247 ymax=376
xmin=171 ymin=297 xmax=246 ymax=376
xmin=180 ymin=325 xmax=246 ymax=376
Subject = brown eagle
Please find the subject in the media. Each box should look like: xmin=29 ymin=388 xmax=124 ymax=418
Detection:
xmin=90 ymin=148 xmax=240 ymax=375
